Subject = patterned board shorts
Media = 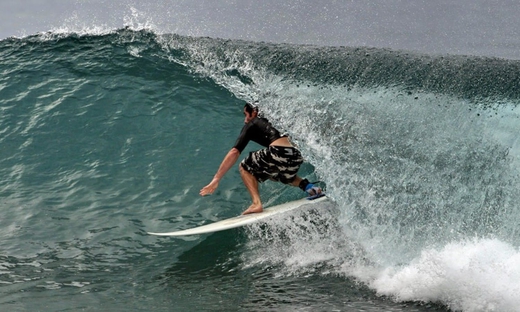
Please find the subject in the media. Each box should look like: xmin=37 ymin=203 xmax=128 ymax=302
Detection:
xmin=240 ymin=146 xmax=304 ymax=184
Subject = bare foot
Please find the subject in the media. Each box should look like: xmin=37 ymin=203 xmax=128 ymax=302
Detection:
xmin=242 ymin=203 xmax=263 ymax=215
xmin=307 ymin=186 xmax=323 ymax=196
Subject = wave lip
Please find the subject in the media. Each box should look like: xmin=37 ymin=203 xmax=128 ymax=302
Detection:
xmin=4 ymin=28 xmax=520 ymax=103
xmin=160 ymin=33 xmax=520 ymax=105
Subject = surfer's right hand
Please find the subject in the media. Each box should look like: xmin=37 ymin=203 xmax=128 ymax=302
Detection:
xmin=200 ymin=178 xmax=219 ymax=196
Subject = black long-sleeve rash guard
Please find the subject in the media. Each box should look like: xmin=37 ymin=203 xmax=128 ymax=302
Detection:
xmin=233 ymin=117 xmax=286 ymax=153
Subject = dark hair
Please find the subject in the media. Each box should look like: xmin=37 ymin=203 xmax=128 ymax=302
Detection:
xmin=244 ymin=102 xmax=259 ymax=114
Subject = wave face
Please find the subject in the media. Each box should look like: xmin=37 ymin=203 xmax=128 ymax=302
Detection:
xmin=1 ymin=30 xmax=520 ymax=311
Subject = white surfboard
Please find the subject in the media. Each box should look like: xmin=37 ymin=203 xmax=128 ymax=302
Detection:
xmin=148 ymin=195 xmax=328 ymax=237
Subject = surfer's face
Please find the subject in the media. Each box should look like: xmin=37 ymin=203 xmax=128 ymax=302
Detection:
xmin=243 ymin=108 xmax=257 ymax=124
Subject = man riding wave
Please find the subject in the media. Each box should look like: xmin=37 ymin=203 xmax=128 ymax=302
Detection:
xmin=200 ymin=103 xmax=322 ymax=214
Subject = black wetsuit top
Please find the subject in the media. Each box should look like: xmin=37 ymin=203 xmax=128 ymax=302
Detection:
xmin=233 ymin=117 xmax=286 ymax=153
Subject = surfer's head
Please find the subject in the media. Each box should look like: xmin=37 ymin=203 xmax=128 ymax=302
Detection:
xmin=243 ymin=102 xmax=258 ymax=123
xmin=244 ymin=102 xmax=258 ymax=114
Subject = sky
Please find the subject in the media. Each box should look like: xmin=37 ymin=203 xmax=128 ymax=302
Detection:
xmin=1 ymin=0 xmax=520 ymax=60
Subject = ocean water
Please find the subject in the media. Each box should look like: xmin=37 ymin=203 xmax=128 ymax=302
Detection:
xmin=1 ymin=14 xmax=520 ymax=312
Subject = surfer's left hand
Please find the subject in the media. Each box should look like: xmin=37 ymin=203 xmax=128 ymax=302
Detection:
xmin=200 ymin=178 xmax=219 ymax=196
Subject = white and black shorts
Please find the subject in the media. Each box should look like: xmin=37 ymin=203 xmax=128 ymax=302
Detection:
xmin=240 ymin=146 xmax=304 ymax=184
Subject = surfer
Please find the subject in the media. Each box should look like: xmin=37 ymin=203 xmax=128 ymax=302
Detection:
xmin=200 ymin=102 xmax=322 ymax=214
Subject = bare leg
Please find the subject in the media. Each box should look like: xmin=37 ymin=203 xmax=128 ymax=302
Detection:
xmin=290 ymin=176 xmax=303 ymax=187
xmin=240 ymin=165 xmax=263 ymax=214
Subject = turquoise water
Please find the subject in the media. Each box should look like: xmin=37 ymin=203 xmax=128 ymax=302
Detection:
xmin=1 ymin=29 xmax=520 ymax=311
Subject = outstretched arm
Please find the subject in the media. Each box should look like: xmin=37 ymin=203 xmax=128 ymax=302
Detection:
xmin=200 ymin=148 xmax=241 ymax=196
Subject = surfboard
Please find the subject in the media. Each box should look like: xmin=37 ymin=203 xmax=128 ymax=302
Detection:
xmin=148 ymin=194 xmax=328 ymax=237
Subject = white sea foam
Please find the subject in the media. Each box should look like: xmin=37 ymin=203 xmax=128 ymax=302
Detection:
xmin=367 ymin=238 xmax=520 ymax=312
